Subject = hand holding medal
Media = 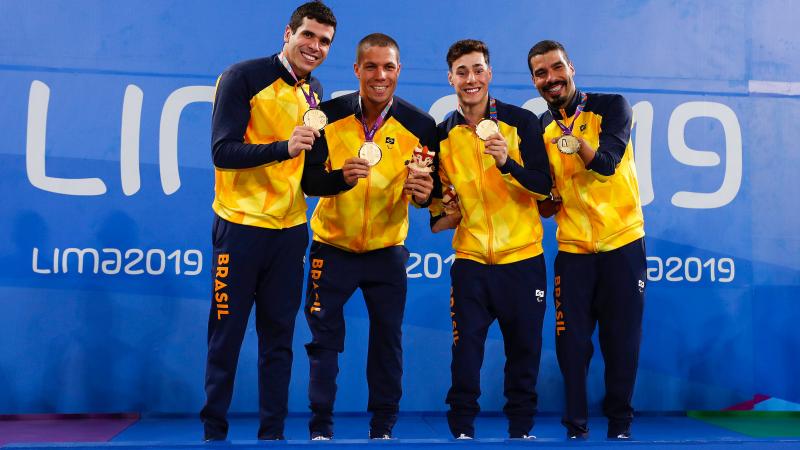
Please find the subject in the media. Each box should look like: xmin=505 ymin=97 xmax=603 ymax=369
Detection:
xmin=483 ymin=134 xmax=508 ymax=167
xmin=287 ymin=126 xmax=321 ymax=157
xmin=555 ymin=134 xmax=581 ymax=155
xmin=475 ymin=97 xmax=508 ymax=167
xmin=287 ymin=82 xmax=323 ymax=157
xmin=303 ymin=108 xmax=327 ymax=131
xmin=280 ymin=52 xmax=327 ymax=156
xmin=475 ymin=119 xmax=499 ymax=141
xmin=554 ymin=92 xmax=588 ymax=155
xmin=358 ymin=142 xmax=382 ymax=167
xmin=475 ymin=97 xmax=500 ymax=141
xmin=299 ymin=83 xmax=327 ymax=131
xmin=342 ymin=157 xmax=371 ymax=186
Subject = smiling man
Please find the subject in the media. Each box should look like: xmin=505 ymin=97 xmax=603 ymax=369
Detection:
xmin=429 ymin=39 xmax=552 ymax=440
xmin=300 ymin=33 xmax=438 ymax=440
xmin=201 ymin=1 xmax=336 ymax=442
xmin=528 ymin=40 xmax=646 ymax=441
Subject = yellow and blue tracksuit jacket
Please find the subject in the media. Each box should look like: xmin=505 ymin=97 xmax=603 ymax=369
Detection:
xmin=430 ymin=99 xmax=552 ymax=264
xmin=540 ymin=90 xmax=645 ymax=254
xmin=211 ymin=53 xmax=322 ymax=229
xmin=301 ymin=93 xmax=438 ymax=253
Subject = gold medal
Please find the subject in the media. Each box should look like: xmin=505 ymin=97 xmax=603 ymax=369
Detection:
xmin=358 ymin=142 xmax=382 ymax=166
xmin=556 ymin=134 xmax=581 ymax=154
xmin=475 ymin=119 xmax=499 ymax=141
xmin=303 ymin=108 xmax=328 ymax=131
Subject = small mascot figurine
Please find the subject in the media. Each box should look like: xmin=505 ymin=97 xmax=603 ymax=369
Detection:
xmin=406 ymin=145 xmax=435 ymax=174
xmin=442 ymin=184 xmax=460 ymax=215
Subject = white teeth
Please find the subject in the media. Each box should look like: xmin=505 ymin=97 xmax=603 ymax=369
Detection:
xmin=373 ymin=86 xmax=387 ymax=92
xmin=465 ymin=88 xmax=479 ymax=93
xmin=301 ymin=52 xmax=317 ymax=62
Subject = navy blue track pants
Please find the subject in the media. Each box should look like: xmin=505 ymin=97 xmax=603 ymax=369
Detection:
xmin=304 ymin=242 xmax=409 ymax=438
xmin=554 ymin=238 xmax=646 ymax=437
xmin=201 ymin=216 xmax=308 ymax=439
xmin=446 ymin=255 xmax=547 ymax=438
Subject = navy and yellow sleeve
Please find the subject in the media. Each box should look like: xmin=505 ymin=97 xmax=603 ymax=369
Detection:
xmin=498 ymin=106 xmax=552 ymax=197
xmin=430 ymin=115 xmax=456 ymax=207
xmin=428 ymin=118 xmax=454 ymax=228
xmin=211 ymin=65 xmax=291 ymax=169
xmin=586 ymin=94 xmax=632 ymax=177
xmin=415 ymin=113 xmax=440 ymax=208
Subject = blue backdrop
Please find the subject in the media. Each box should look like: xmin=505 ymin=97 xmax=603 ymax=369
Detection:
xmin=1 ymin=0 xmax=798 ymax=414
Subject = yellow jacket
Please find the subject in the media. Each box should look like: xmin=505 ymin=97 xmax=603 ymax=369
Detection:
xmin=302 ymin=93 xmax=438 ymax=252
xmin=431 ymin=99 xmax=551 ymax=264
xmin=211 ymin=54 xmax=322 ymax=229
xmin=541 ymin=90 xmax=645 ymax=253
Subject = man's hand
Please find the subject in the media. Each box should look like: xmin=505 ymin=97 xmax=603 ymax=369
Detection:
xmin=538 ymin=190 xmax=562 ymax=218
xmin=432 ymin=210 xmax=462 ymax=233
xmin=551 ymin=135 xmax=595 ymax=166
xmin=483 ymin=133 xmax=508 ymax=167
xmin=287 ymin=126 xmax=321 ymax=157
xmin=404 ymin=170 xmax=434 ymax=204
xmin=342 ymin=157 xmax=371 ymax=186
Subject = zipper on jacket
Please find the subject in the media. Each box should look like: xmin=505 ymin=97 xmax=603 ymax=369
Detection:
xmin=282 ymin=85 xmax=305 ymax=224
xmin=570 ymin=179 xmax=599 ymax=253
xmin=285 ymin=177 xmax=297 ymax=226
xmin=560 ymin=107 xmax=599 ymax=253
xmin=359 ymin=158 xmax=372 ymax=252
xmin=474 ymin=132 xmax=494 ymax=263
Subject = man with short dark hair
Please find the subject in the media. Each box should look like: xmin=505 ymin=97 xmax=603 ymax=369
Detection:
xmin=430 ymin=39 xmax=551 ymax=440
xmin=301 ymin=33 xmax=437 ymax=440
xmin=201 ymin=1 xmax=337 ymax=441
xmin=528 ymin=39 xmax=646 ymax=441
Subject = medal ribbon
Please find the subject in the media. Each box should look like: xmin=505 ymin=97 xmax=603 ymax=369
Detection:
xmin=487 ymin=96 xmax=497 ymax=122
xmin=555 ymin=92 xmax=587 ymax=135
xmin=359 ymin=96 xmax=393 ymax=142
xmin=279 ymin=52 xmax=318 ymax=108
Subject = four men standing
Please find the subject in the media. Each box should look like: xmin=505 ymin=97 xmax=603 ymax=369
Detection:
xmin=204 ymin=1 xmax=645 ymax=440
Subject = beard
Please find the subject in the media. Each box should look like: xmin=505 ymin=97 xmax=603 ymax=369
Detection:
xmin=543 ymin=81 xmax=574 ymax=110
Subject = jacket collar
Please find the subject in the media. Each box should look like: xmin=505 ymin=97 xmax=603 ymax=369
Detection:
xmin=548 ymin=89 xmax=583 ymax=120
